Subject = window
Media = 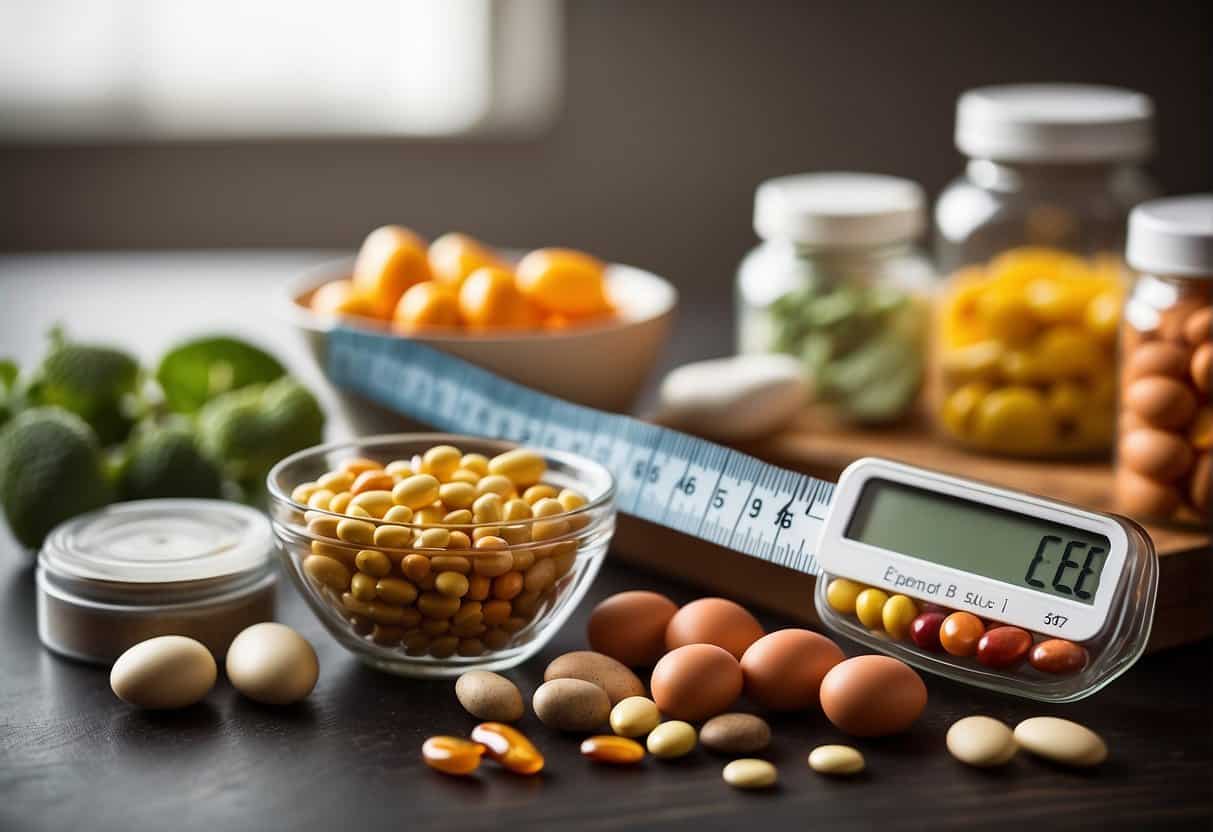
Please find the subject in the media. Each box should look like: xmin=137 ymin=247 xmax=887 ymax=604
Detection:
xmin=0 ymin=0 xmax=561 ymax=139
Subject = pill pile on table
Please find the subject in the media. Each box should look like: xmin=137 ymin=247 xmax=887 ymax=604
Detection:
xmin=826 ymin=578 xmax=1089 ymax=675
xmin=288 ymin=445 xmax=590 ymax=659
xmin=426 ymin=590 xmax=1110 ymax=789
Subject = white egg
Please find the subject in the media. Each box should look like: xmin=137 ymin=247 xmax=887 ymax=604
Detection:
xmin=225 ymin=623 xmax=319 ymax=705
xmin=657 ymin=354 xmax=807 ymax=440
xmin=110 ymin=636 xmax=217 ymax=709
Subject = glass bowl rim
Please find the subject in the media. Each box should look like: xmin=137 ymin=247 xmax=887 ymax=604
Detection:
xmin=266 ymin=432 xmax=617 ymax=530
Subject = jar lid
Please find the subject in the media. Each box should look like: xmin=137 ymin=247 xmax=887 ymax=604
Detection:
xmin=40 ymin=499 xmax=273 ymax=584
xmin=753 ymin=172 xmax=925 ymax=247
xmin=955 ymin=84 xmax=1153 ymax=162
xmin=1127 ymin=194 xmax=1213 ymax=278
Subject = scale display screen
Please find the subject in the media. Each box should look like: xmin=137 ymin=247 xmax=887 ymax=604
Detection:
xmin=845 ymin=479 xmax=1111 ymax=606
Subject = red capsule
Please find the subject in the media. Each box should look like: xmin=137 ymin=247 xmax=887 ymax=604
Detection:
xmin=909 ymin=611 xmax=946 ymax=652
xmin=1030 ymin=639 xmax=1088 ymax=675
xmin=976 ymin=626 xmax=1032 ymax=669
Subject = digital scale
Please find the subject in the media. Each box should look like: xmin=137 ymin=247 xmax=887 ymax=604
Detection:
xmin=327 ymin=327 xmax=1159 ymax=702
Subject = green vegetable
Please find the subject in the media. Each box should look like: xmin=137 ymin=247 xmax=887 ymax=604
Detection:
xmin=119 ymin=423 xmax=224 ymax=501
xmin=0 ymin=408 xmax=114 ymax=549
xmin=0 ymin=359 xmax=17 ymax=427
xmin=157 ymin=336 xmax=285 ymax=413
xmin=198 ymin=376 xmax=324 ymax=488
xmin=27 ymin=331 xmax=140 ymax=445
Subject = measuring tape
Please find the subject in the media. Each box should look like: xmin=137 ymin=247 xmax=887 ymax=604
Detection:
xmin=327 ymin=328 xmax=833 ymax=577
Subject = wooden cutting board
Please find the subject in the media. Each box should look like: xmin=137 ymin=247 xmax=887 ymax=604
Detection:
xmin=613 ymin=408 xmax=1211 ymax=652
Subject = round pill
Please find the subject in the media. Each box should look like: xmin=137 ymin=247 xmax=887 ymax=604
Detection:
xmin=854 ymin=588 xmax=889 ymax=630
xmin=1014 ymin=717 xmax=1108 ymax=767
xmin=646 ymin=721 xmax=697 ymax=759
xmin=940 ymin=612 xmax=984 ymax=656
xmin=807 ymin=744 xmax=865 ymax=776
xmin=881 ymin=594 xmax=918 ymax=639
xmin=946 ymin=716 xmax=1018 ymax=767
xmin=910 ymin=611 xmax=946 ymax=652
xmin=722 ymin=758 xmax=777 ymax=790
xmin=1029 ymin=639 xmax=1088 ymax=674
xmin=610 ymin=696 xmax=661 ymax=738
xmin=826 ymin=578 xmax=864 ymax=614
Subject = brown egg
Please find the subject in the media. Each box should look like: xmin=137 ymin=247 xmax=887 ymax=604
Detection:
xmin=1115 ymin=468 xmax=1181 ymax=519
xmin=650 ymin=643 xmax=743 ymax=722
xmin=1190 ymin=452 xmax=1210 ymax=519
xmin=739 ymin=629 xmax=845 ymax=711
xmin=819 ymin=655 xmax=927 ymax=737
xmin=1124 ymin=376 xmax=1198 ymax=430
xmin=1123 ymin=341 xmax=1190 ymax=383
xmin=1160 ymin=299 xmax=1207 ymax=342
xmin=587 ymin=591 xmax=678 ymax=666
xmin=1184 ymin=306 xmax=1212 ymax=347
xmin=1192 ymin=343 xmax=1212 ymax=394
xmin=1119 ymin=428 xmax=1194 ymax=482
xmin=665 ymin=598 xmax=765 ymax=659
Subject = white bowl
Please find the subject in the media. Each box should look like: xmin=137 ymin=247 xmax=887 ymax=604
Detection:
xmin=278 ymin=257 xmax=677 ymax=414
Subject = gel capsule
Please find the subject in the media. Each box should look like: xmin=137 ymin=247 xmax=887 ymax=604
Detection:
xmin=470 ymin=722 xmax=545 ymax=775
xmin=976 ymin=626 xmax=1032 ymax=669
xmin=1030 ymin=639 xmax=1088 ymax=674
xmin=422 ymin=736 xmax=485 ymax=775
xmin=580 ymin=735 xmax=645 ymax=765
xmin=909 ymin=611 xmax=946 ymax=652
xmin=940 ymin=612 xmax=984 ymax=656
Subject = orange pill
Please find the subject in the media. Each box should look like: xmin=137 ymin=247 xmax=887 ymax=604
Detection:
xmin=492 ymin=571 xmax=524 ymax=601
xmin=471 ymin=722 xmax=545 ymax=775
xmin=940 ymin=612 xmax=985 ymax=657
xmin=350 ymin=470 xmax=395 ymax=495
xmin=579 ymin=735 xmax=645 ymax=765
xmin=421 ymin=736 xmax=485 ymax=776
xmin=341 ymin=457 xmax=384 ymax=476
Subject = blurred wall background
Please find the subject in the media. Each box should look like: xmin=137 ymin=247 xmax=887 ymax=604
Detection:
xmin=1 ymin=0 xmax=1209 ymax=318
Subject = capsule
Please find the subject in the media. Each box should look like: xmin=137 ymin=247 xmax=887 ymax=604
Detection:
xmin=580 ymin=735 xmax=644 ymax=765
xmin=909 ymin=611 xmax=946 ymax=652
xmin=422 ymin=736 xmax=485 ymax=775
xmin=855 ymin=588 xmax=889 ymax=630
xmin=977 ymin=626 xmax=1032 ymax=669
xmin=471 ymin=722 xmax=545 ymax=775
xmin=1030 ymin=639 xmax=1088 ymax=674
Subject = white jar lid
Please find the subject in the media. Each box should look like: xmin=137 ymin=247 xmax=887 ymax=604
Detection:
xmin=40 ymin=499 xmax=273 ymax=584
xmin=753 ymin=172 xmax=925 ymax=247
xmin=1127 ymin=194 xmax=1213 ymax=278
xmin=956 ymin=84 xmax=1153 ymax=162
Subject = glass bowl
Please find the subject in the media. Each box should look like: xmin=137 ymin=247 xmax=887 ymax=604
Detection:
xmin=267 ymin=434 xmax=615 ymax=677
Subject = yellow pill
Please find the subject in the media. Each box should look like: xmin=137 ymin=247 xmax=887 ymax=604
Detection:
xmin=375 ymin=577 xmax=418 ymax=606
xmin=1033 ymin=327 xmax=1106 ymax=380
xmin=826 ymin=578 xmax=864 ymax=614
xmin=855 ymin=588 xmax=890 ymax=630
xmin=336 ymin=518 xmax=376 ymax=545
xmin=305 ymin=513 xmax=340 ymax=539
xmin=522 ymin=484 xmax=558 ymax=505
xmin=317 ymin=471 xmax=354 ymax=492
xmin=439 ymin=481 xmax=476 ymax=510
xmin=349 ymin=490 xmax=394 ymax=518
xmin=370 ymin=601 xmax=409 ymax=626
xmin=472 ymin=525 xmax=502 ymax=542
xmin=558 ymin=489 xmax=587 ymax=512
xmin=382 ymin=505 xmax=414 ymax=524
xmin=524 ymin=559 xmax=557 ymax=594
xmin=460 ymin=453 xmax=490 ymax=475
xmin=373 ymin=524 xmax=413 ymax=549
xmin=431 ymin=555 xmax=471 ymax=575
xmin=972 ymin=387 xmax=1056 ymax=454
xmin=473 ymin=551 xmax=514 ymax=578
xmin=355 ymin=548 xmax=392 ymax=577
xmin=291 ymin=482 xmax=320 ymax=503
xmin=448 ymin=531 xmax=472 ymax=549
xmin=503 ymin=499 xmax=532 ymax=521
xmin=466 ymin=574 xmax=491 ymax=602
xmin=452 ymin=600 xmax=483 ymax=627
xmin=419 ymin=592 xmax=461 ymax=619
xmin=328 ymin=492 xmax=353 ymax=514
xmin=443 ymin=509 xmax=474 ymax=525
xmin=435 ymin=571 xmax=471 ymax=598
xmin=307 ymin=489 xmax=336 ymax=510
xmin=418 ymin=528 xmax=451 ymax=549
xmin=488 ymin=449 xmax=546 ymax=487
xmin=384 ymin=459 xmax=414 ymax=478
xmin=482 ymin=599 xmax=511 ymax=627
xmin=346 ymin=505 xmax=373 ymax=519
xmin=423 ymin=445 xmax=462 ymax=480
xmin=341 ymin=592 xmax=375 ymax=617
xmin=511 ymin=547 xmax=535 ymax=571
xmin=303 ymin=555 xmax=351 ymax=592
xmin=1085 ymin=290 xmax=1122 ymax=340
xmin=475 ymin=475 xmax=515 ymax=498
xmin=311 ymin=540 xmax=355 ymax=566
xmin=393 ymin=474 xmax=441 ymax=510
xmin=402 ymin=554 xmax=431 ymax=583
xmin=647 ymin=721 xmax=697 ymax=759
xmin=472 ymin=493 xmax=504 ymax=523
xmin=531 ymin=497 xmax=564 ymax=518
xmin=882 ymin=594 xmax=918 ymax=639
xmin=351 ymin=572 xmax=378 ymax=602
xmin=449 ymin=469 xmax=481 ymax=485
xmin=531 ymin=517 xmax=569 ymax=543
xmin=416 ymin=506 xmax=447 ymax=525
xmin=610 ymin=696 xmax=661 ymax=738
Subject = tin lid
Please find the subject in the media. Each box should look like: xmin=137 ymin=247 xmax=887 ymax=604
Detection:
xmin=753 ymin=172 xmax=925 ymax=247
xmin=1126 ymin=194 xmax=1213 ymax=278
xmin=40 ymin=499 xmax=273 ymax=584
xmin=955 ymin=84 xmax=1153 ymax=162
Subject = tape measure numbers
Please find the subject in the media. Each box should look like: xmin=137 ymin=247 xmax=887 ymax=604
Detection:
xmin=328 ymin=328 xmax=833 ymax=576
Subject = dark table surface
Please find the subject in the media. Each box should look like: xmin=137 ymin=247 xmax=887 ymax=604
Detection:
xmin=0 ymin=254 xmax=1211 ymax=832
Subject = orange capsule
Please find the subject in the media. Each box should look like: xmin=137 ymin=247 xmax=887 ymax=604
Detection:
xmin=579 ymin=735 xmax=645 ymax=765
xmin=940 ymin=612 xmax=985 ymax=657
xmin=421 ymin=736 xmax=485 ymax=776
xmin=470 ymin=722 xmax=545 ymax=775
xmin=341 ymin=457 xmax=384 ymax=476
xmin=350 ymin=470 xmax=395 ymax=495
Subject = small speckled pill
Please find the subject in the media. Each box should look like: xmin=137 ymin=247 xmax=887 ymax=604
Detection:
xmin=722 ymin=758 xmax=777 ymax=789
xmin=807 ymin=745 xmax=865 ymax=775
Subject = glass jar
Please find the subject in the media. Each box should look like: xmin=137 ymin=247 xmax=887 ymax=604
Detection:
xmin=933 ymin=85 xmax=1157 ymax=457
xmin=737 ymin=173 xmax=934 ymax=425
xmin=1116 ymin=195 xmax=1212 ymax=528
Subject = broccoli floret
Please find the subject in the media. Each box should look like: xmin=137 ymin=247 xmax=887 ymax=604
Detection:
xmin=29 ymin=332 xmax=140 ymax=445
xmin=119 ymin=424 xmax=224 ymax=501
